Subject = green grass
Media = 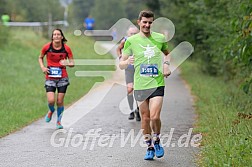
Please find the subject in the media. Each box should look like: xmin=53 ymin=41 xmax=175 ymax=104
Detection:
xmin=180 ymin=61 xmax=252 ymax=166
xmin=0 ymin=28 xmax=115 ymax=137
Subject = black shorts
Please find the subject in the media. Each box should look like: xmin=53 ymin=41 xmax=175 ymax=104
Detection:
xmin=45 ymin=85 xmax=68 ymax=93
xmin=134 ymin=86 xmax=165 ymax=102
xmin=44 ymin=78 xmax=69 ymax=93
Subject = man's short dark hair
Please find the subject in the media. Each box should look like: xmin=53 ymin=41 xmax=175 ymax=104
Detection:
xmin=138 ymin=10 xmax=154 ymax=20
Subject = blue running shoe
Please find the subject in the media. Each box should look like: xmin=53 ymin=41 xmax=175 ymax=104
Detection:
xmin=144 ymin=147 xmax=155 ymax=160
xmin=154 ymin=140 xmax=164 ymax=158
xmin=56 ymin=122 xmax=63 ymax=129
xmin=45 ymin=111 xmax=53 ymax=122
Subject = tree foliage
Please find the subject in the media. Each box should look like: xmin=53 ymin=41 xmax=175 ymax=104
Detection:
xmin=69 ymin=0 xmax=94 ymax=27
xmin=90 ymin=0 xmax=127 ymax=29
xmin=0 ymin=0 xmax=250 ymax=93
xmin=0 ymin=0 xmax=64 ymax=22
xmin=124 ymin=0 xmax=146 ymax=24
xmin=145 ymin=0 xmax=161 ymax=16
xmin=160 ymin=0 xmax=252 ymax=94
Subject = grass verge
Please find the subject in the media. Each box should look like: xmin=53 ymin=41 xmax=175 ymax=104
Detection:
xmin=0 ymin=28 xmax=115 ymax=137
xmin=180 ymin=61 xmax=251 ymax=166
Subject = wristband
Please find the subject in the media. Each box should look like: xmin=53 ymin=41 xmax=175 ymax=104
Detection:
xmin=163 ymin=61 xmax=170 ymax=65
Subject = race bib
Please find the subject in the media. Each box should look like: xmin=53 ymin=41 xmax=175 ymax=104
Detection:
xmin=140 ymin=64 xmax=158 ymax=77
xmin=48 ymin=67 xmax=62 ymax=78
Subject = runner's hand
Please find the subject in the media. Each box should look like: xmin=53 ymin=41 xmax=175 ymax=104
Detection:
xmin=60 ymin=59 xmax=74 ymax=67
xmin=163 ymin=64 xmax=171 ymax=78
xmin=60 ymin=59 xmax=68 ymax=67
xmin=41 ymin=67 xmax=49 ymax=74
xmin=127 ymin=56 xmax=134 ymax=65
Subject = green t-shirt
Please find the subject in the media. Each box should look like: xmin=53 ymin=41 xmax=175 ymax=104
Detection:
xmin=123 ymin=32 xmax=168 ymax=90
xmin=1 ymin=14 xmax=10 ymax=26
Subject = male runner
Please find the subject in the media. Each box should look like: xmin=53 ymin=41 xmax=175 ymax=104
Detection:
xmin=117 ymin=26 xmax=141 ymax=121
xmin=119 ymin=10 xmax=171 ymax=160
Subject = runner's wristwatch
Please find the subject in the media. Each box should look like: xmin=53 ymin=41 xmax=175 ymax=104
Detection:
xmin=163 ymin=61 xmax=170 ymax=65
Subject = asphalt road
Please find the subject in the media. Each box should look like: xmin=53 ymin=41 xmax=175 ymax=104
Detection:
xmin=0 ymin=44 xmax=199 ymax=167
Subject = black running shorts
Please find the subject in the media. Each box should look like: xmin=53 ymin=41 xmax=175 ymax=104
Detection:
xmin=134 ymin=86 xmax=165 ymax=101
